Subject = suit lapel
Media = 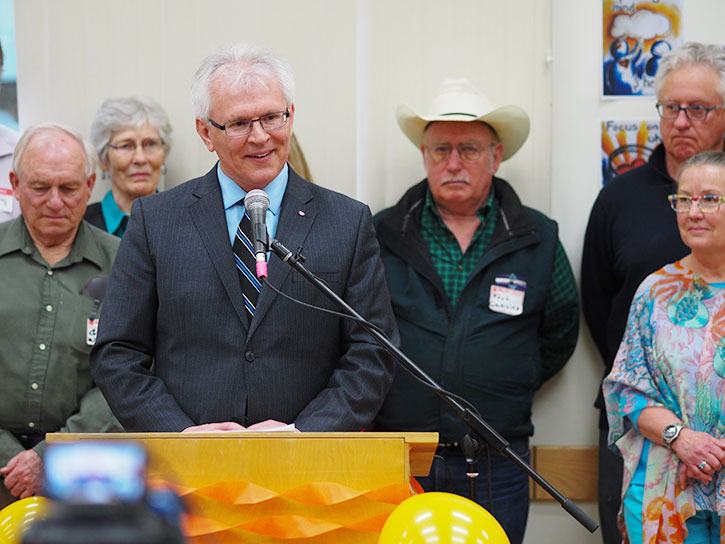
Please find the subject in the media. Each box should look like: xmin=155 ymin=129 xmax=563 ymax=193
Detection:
xmin=189 ymin=166 xmax=248 ymax=330
xmin=247 ymin=170 xmax=315 ymax=339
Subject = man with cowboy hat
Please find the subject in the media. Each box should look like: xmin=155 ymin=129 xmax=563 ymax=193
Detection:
xmin=374 ymin=78 xmax=579 ymax=544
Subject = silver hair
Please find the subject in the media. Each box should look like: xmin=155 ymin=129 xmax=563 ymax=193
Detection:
xmin=680 ymin=150 xmax=725 ymax=174
xmin=654 ymin=42 xmax=725 ymax=103
xmin=190 ymin=43 xmax=295 ymax=119
xmin=90 ymin=95 xmax=172 ymax=164
xmin=12 ymin=123 xmax=97 ymax=179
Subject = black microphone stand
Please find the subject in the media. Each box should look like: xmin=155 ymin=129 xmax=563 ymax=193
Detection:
xmin=267 ymin=238 xmax=598 ymax=533
xmin=461 ymin=434 xmax=482 ymax=502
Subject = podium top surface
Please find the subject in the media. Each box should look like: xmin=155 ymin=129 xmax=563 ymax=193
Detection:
xmin=47 ymin=431 xmax=439 ymax=477
xmin=48 ymin=431 xmax=437 ymax=442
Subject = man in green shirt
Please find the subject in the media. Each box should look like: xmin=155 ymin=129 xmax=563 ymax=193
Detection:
xmin=0 ymin=124 xmax=121 ymax=506
xmin=374 ymin=79 xmax=579 ymax=544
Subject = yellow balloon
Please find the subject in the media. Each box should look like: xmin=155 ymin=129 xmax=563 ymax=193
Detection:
xmin=379 ymin=492 xmax=510 ymax=544
xmin=0 ymin=497 xmax=49 ymax=544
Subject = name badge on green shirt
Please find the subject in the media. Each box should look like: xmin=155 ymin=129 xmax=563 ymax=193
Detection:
xmin=86 ymin=318 xmax=99 ymax=346
xmin=489 ymin=274 xmax=527 ymax=316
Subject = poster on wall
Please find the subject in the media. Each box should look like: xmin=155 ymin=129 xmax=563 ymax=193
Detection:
xmin=0 ymin=0 xmax=18 ymax=130
xmin=601 ymin=119 xmax=661 ymax=185
xmin=602 ymin=0 xmax=684 ymax=97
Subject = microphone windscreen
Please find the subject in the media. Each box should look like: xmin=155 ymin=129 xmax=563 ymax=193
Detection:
xmin=80 ymin=275 xmax=109 ymax=301
xmin=245 ymin=189 xmax=270 ymax=212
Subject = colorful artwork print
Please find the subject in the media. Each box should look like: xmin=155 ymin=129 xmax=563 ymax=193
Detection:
xmin=601 ymin=119 xmax=661 ymax=185
xmin=0 ymin=0 xmax=18 ymax=130
xmin=602 ymin=0 xmax=684 ymax=97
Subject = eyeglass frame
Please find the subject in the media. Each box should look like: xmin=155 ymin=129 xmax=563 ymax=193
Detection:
xmin=207 ymin=109 xmax=290 ymax=137
xmin=668 ymin=193 xmax=724 ymax=213
xmin=424 ymin=142 xmax=498 ymax=163
xmin=655 ymin=102 xmax=725 ymax=122
xmin=106 ymin=138 xmax=166 ymax=156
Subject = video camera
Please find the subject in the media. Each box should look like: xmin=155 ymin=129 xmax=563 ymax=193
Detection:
xmin=22 ymin=442 xmax=185 ymax=544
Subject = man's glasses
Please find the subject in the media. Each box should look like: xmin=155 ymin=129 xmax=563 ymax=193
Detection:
xmin=425 ymin=143 xmax=495 ymax=163
xmin=108 ymin=138 xmax=165 ymax=157
xmin=208 ymin=110 xmax=290 ymax=138
xmin=668 ymin=193 xmax=724 ymax=213
xmin=656 ymin=102 xmax=724 ymax=122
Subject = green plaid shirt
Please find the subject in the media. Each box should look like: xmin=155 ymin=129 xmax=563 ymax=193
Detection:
xmin=420 ymin=189 xmax=497 ymax=307
xmin=420 ymin=188 xmax=578 ymax=372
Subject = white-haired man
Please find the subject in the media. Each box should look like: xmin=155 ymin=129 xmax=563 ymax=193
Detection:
xmin=582 ymin=41 xmax=725 ymax=543
xmin=0 ymin=124 xmax=121 ymax=506
xmin=91 ymin=44 xmax=397 ymax=434
xmin=374 ymin=78 xmax=579 ymax=544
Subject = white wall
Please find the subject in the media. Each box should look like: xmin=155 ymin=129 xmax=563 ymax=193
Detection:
xmin=15 ymin=0 xmax=551 ymax=210
xmin=357 ymin=0 xmax=552 ymax=215
xmin=12 ymin=1 xmax=725 ymax=542
xmin=15 ymin=0 xmax=358 ymax=201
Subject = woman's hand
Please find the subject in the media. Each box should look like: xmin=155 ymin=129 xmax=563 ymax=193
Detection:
xmin=672 ymin=428 xmax=725 ymax=485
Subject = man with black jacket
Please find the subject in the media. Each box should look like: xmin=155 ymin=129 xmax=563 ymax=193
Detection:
xmin=374 ymin=78 xmax=579 ymax=544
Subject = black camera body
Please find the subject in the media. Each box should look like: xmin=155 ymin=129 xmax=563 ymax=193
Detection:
xmin=22 ymin=442 xmax=185 ymax=544
xmin=22 ymin=503 xmax=184 ymax=544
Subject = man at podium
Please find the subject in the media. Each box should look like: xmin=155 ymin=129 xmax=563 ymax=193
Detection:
xmin=90 ymin=44 xmax=397 ymax=434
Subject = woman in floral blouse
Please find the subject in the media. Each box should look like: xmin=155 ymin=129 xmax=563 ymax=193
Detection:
xmin=604 ymin=150 xmax=725 ymax=543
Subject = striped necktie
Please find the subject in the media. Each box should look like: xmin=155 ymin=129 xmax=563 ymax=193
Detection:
xmin=232 ymin=211 xmax=261 ymax=317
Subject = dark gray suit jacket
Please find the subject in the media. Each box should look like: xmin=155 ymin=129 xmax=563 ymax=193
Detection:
xmin=90 ymin=166 xmax=397 ymax=432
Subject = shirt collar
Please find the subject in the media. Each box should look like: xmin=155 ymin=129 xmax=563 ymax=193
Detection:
xmin=0 ymin=216 xmax=106 ymax=269
xmin=218 ymin=162 xmax=288 ymax=216
xmin=0 ymin=217 xmax=26 ymax=257
xmin=100 ymin=190 xmax=128 ymax=236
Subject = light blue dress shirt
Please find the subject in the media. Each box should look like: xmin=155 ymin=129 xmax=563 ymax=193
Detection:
xmin=217 ymin=163 xmax=288 ymax=246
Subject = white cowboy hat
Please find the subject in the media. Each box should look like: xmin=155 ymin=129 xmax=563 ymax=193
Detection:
xmin=396 ymin=78 xmax=530 ymax=161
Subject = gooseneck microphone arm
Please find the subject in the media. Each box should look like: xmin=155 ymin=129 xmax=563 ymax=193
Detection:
xmin=267 ymin=238 xmax=598 ymax=533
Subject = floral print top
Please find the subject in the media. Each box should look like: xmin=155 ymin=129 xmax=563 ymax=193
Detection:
xmin=604 ymin=261 xmax=725 ymax=543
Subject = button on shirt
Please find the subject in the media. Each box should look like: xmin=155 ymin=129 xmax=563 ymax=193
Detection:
xmin=0 ymin=218 xmax=122 ymax=464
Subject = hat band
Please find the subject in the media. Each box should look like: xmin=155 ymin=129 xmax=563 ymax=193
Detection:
xmin=440 ymin=112 xmax=478 ymax=118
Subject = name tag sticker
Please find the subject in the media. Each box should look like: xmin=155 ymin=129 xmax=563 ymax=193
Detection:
xmin=86 ymin=318 xmax=99 ymax=346
xmin=0 ymin=188 xmax=13 ymax=213
xmin=489 ymin=274 xmax=526 ymax=316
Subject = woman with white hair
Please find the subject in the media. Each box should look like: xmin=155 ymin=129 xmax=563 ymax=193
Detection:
xmin=85 ymin=96 xmax=172 ymax=237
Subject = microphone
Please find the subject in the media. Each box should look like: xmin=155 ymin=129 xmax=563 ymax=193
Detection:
xmin=244 ymin=189 xmax=270 ymax=279
xmin=80 ymin=275 xmax=109 ymax=301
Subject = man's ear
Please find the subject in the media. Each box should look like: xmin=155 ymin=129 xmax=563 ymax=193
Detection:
xmin=490 ymin=143 xmax=504 ymax=175
xmin=195 ymin=118 xmax=215 ymax=152
xmin=9 ymin=171 xmax=19 ymax=191
xmin=85 ymin=172 xmax=97 ymax=194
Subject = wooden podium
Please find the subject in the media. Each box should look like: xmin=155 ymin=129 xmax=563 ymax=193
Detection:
xmin=47 ymin=432 xmax=437 ymax=543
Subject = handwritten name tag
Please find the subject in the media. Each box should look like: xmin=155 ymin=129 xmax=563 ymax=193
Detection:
xmin=489 ymin=274 xmax=527 ymax=316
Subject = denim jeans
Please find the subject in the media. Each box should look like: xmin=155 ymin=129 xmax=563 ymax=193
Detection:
xmin=416 ymin=439 xmax=530 ymax=544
